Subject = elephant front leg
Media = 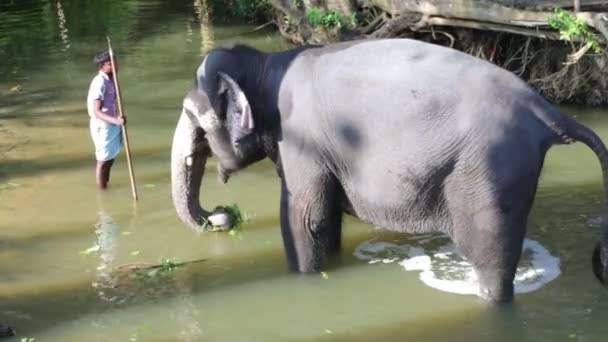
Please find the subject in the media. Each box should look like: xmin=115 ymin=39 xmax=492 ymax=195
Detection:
xmin=280 ymin=176 xmax=342 ymax=273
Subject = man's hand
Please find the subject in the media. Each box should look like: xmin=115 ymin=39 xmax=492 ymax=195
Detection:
xmin=93 ymin=100 xmax=126 ymax=126
xmin=114 ymin=116 xmax=126 ymax=126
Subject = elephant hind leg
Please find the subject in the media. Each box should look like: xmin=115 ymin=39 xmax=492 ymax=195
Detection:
xmin=280 ymin=174 xmax=342 ymax=273
xmin=453 ymin=208 xmax=527 ymax=303
xmin=446 ymin=174 xmax=539 ymax=302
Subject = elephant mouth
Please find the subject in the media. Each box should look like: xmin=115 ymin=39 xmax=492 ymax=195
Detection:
xmin=218 ymin=163 xmax=233 ymax=184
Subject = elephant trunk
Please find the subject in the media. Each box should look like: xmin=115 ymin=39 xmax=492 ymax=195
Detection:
xmin=171 ymin=111 xmax=211 ymax=231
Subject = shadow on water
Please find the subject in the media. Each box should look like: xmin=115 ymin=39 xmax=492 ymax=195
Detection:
xmin=2 ymin=186 xmax=377 ymax=337
xmin=1 ymin=237 xmax=379 ymax=338
xmin=282 ymin=305 xmax=529 ymax=342
xmin=0 ymin=144 xmax=172 ymax=182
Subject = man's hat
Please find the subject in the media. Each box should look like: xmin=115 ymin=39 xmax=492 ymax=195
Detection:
xmin=93 ymin=50 xmax=112 ymax=66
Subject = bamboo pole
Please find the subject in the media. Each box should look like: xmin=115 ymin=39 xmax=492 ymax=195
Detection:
xmin=106 ymin=36 xmax=138 ymax=201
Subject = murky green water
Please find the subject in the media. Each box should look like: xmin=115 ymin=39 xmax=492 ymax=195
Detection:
xmin=1 ymin=1 xmax=608 ymax=341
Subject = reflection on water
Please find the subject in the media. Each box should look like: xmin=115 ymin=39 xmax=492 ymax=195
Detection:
xmin=55 ymin=1 xmax=71 ymax=52
xmin=89 ymin=196 xmax=205 ymax=341
xmin=193 ymin=0 xmax=214 ymax=56
xmin=93 ymin=197 xmax=120 ymax=302
xmin=54 ymin=0 xmax=75 ymax=81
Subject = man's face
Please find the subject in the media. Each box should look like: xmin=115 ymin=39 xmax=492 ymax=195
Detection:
xmin=100 ymin=60 xmax=116 ymax=74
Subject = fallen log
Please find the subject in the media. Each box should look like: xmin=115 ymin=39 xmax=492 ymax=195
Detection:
xmin=359 ymin=0 xmax=608 ymax=43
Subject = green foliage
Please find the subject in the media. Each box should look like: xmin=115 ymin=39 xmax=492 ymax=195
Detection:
xmin=159 ymin=257 xmax=180 ymax=272
xmin=0 ymin=182 xmax=20 ymax=192
xmin=209 ymin=0 xmax=273 ymax=23
xmin=128 ymin=257 xmax=185 ymax=281
xmin=548 ymin=8 xmax=602 ymax=53
xmin=221 ymin=203 xmax=245 ymax=230
xmin=200 ymin=203 xmax=247 ymax=232
xmin=305 ymin=7 xmax=356 ymax=29
xmin=234 ymin=0 xmax=273 ymax=22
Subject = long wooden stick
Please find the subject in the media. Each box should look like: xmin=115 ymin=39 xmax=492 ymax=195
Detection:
xmin=107 ymin=35 xmax=138 ymax=201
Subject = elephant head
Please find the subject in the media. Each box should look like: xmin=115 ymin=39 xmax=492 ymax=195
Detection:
xmin=171 ymin=55 xmax=267 ymax=231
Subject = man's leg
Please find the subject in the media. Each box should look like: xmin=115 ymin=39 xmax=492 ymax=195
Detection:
xmin=96 ymin=161 xmax=106 ymax=190
xmin=96 ymin=159 xmax=114 ymax=190
xmin=104 ymin=159 xmax=115 ymax=184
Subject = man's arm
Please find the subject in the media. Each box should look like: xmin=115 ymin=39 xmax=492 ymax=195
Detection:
xmin=93 ymin=99 xmax=124 ymax=125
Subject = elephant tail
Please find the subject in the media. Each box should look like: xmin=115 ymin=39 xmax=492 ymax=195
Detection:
xmin=559 ymin=116 xmax=608 ymax=286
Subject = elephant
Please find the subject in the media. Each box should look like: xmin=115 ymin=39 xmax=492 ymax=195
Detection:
xmin=170 ymin=38 xmax=608 ymax=303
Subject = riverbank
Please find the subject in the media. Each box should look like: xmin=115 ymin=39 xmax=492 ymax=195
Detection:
xmin=259 ymin=0 xmax=608 ymax=105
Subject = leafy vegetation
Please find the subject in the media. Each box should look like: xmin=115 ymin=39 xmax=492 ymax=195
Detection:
xmin=548 ymin=8 xmax=602 ymax=53
xmin=0 ymin=182 xmax=20 ymax=191
xmin=201 ymin=203 xmax=247 ymax=233
xmin=128 ymin=257 xmax=205 ymax=281
xmin=233 ymin=0 xmax=273 ymax=22
xmin=208 ymin=0 xmax=273 ymax=23
xmin=305 ymin=7 xmax=356 ymax=29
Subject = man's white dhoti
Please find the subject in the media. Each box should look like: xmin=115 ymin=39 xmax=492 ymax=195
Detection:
xmin=90 ymin=119 xmax=122 ymax=161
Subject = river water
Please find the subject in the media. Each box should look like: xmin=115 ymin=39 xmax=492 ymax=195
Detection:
xmin=1 ymin=0 xmax=608 ymax=341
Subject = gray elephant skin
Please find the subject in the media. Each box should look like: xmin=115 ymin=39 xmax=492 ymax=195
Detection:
xmin=170 ymin=38 xmax=608 ymax=303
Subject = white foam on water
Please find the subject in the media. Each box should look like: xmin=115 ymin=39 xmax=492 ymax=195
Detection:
xmin=353 ymin=241 xmax=410 ymax=265
xmin=353 ymin=237 xmax=561 ymax=297
xmin=400 ymin=255 xmax=431 ymax=271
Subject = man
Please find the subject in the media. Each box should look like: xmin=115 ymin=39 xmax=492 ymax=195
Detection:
xmin=0 ymin=323 xmax=14 ymax=337
xmin=87 ymin=50 xmax=125 ymax=190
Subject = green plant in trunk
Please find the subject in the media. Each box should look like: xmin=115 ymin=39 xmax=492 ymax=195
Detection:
xmin=548 ymin=8 xmax=602 ymax=53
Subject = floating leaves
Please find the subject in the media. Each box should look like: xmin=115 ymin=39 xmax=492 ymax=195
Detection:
xmin=0 ymin=182 xmax=20 ymax=191
xmin=10 ymin=85 xmax=22 ymax=93
xmin=123 ymin=257 xmax=206 ymax=282
xmin=79 ymin=244 xmax=100 ymax=255
xmin=143 ymin=183 xmax=156 ymax=189
xmin=228 ymin=229 xmax=242 ymax=239
xmin=321 ymin=272 xmax=329 ymax=280
xmin=129 ymin=250 xmax=140 ymax=256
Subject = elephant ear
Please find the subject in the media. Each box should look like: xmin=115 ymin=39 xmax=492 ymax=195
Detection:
xmin=217 ymin=72 xmax=254 ymax=147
